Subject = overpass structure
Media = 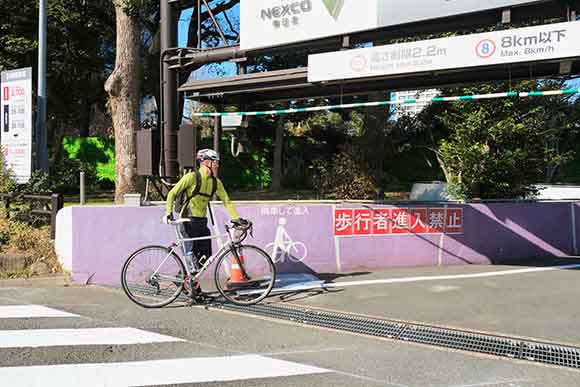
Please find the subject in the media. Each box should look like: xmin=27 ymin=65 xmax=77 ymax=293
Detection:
xmin=145 ymin=0 xmax=579 ymax=179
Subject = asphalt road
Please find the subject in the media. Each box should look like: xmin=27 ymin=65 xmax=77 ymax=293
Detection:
xmin=1 ymin=262 xmax=580 ymax=386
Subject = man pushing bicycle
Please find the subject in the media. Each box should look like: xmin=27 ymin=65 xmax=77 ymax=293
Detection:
xmin=163 ymin=149 xmax=248 ymax=296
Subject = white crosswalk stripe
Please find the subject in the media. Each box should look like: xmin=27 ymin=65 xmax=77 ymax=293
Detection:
xmin=0 ymin=304 xmax=331 ymax=385
xmin=0 ymin=327 xmax=185 ymax=348
xmin=0 ymin=305 xmax=79 ymax=319
xmin=0 ymin=355 xmax=329 ymax=387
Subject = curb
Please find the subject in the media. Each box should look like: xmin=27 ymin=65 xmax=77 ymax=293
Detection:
xmin=0 ymin=274 xmax=72 ymax=288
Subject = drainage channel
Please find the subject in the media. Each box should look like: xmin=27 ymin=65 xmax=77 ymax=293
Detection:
xmin=213 ymin=302 xmax=580 ymax=370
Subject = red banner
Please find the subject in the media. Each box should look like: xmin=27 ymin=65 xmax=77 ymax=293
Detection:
xmin=334 ymin=207 xmax=464 ymax=236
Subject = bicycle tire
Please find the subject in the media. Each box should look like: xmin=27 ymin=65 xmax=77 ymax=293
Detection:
xmin=214 ymin=245 xmax=276 ymax=306
xmin=288 ymin=241 xmax=308 ymax=263
xmin=121 ymin=245 xmax=186 ymax=308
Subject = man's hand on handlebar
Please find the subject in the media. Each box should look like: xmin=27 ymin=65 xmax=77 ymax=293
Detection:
xmin=162 ymin=213 xmax=174 ymax=224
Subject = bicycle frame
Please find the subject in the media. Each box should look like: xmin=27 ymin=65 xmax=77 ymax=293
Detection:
xmin=150 ymin=223 xmax=249 ymax=284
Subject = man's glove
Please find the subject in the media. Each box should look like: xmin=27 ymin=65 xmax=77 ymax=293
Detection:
xmin=162 ymin=213 xmax=174 ymax=224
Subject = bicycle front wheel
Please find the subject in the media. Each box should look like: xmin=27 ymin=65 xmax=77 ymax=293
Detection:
xmin=214 ymin=245 xmax=276 ymax=306
xmin=121 ymin=245 xmax=186 ymax=308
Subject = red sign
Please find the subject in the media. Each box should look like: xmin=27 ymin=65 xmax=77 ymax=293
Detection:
xmin=427 ymin=208 xmax=446 ymax=233
xmin=373 ymin=209 xmax=390 ymax=235
xmin=2 ymin=87 xmax=8 ymax=101
xmin=391 ymin=208 xmax=411 ymax=234
xmin=334 ymin=209 xmax=354 ymax=236
xmin=333 ymin=207 xmax=464 ymax=236
xmin=446 ymin=208 xmax=464 ymax=234
xmin=409 ymin=208 xmax=428 ymax=234
xmin=353 ymin=209 xmax=373 ymax=235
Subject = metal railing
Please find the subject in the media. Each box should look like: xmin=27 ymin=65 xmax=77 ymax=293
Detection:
xmin=1 ymin=193 xmax=64 ymax=239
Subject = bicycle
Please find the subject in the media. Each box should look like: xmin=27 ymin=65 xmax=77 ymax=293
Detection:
xmin=264 ymin=218 xmax=308 ymax=263
xmin=121 ymin=219 xmax=276 ymax=308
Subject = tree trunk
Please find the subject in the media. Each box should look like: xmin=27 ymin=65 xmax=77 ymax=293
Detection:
xmin=272 ymin=117 xmax=284 ymax=193
xmin=105 ymin=2 xmax=141 ymax=204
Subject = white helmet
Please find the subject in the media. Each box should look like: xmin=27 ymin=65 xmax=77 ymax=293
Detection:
xmin=197 ymin=149 xmax=220 ymax=162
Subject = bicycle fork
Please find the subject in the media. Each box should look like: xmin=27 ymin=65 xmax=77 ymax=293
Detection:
xmin=230 ymin=245 xmax=251 ymax=281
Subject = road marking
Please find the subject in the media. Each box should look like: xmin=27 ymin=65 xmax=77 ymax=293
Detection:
xmin=0 ymin=305 xmax=78 ymax=319
xmin=0 ymin=328 xmax=185 ymax=348
xmin=0 ymin=355 xmax=329 ymax=386
xmin=271 ymin=264 xmax=580 ymax=293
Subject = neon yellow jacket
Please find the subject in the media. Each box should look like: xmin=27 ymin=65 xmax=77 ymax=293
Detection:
xmin=166 ymin=168 xmax=239 ymax=219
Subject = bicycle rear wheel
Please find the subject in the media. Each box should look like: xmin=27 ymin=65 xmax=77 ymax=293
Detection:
xmin=214 ymin=245 xmax=276 ymax=306
xmin=121 ymin=245 xmax=186 ymax=308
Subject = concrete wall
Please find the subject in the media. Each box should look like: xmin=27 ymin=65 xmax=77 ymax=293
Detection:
xmin=55 ymin=202 xmax=578 ymax=285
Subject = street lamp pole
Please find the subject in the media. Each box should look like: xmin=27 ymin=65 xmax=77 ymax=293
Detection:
xmin=36 ymin=0 xmax=49 ymax=173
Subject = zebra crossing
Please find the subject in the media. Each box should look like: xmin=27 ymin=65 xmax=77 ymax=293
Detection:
xmin=0 ymin=303 xmax=329 ymax=386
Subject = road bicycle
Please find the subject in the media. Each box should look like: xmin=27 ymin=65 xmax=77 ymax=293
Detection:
xmin=121 ymin=219 xmax=276 ymax=308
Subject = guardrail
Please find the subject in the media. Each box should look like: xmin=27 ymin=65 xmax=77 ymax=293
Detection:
xmin=1 ymin=193 xmax=64 ymax=239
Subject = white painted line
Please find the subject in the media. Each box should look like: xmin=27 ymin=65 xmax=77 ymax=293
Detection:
xmin=0 ymin=355 xmax=329 ymax=387
xmin=0 ymin=305 xmax=79 ymax=319
xmin=572 ymin=203 xmax=577 ymax=255
xmin=0 ymin=328 xmax=185 ymax=348
xmin=271 ymin=264 xmax=580 ymax=293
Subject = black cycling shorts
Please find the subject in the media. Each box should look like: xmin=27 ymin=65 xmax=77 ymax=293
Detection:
xmin=182 ymin=217 xmax=212 ymax=260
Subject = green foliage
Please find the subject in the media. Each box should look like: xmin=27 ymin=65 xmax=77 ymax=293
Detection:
xmin=47 ymin=137 xmax=116 ymax=194
xmin=0 ymin=152 xmax=17 ymax=195
xmin=63 ymin=137 xmax=116 ymax=184
xmin=198 ymin=137 xmax=272 ymax=190
xmin=312 ymin=145 xmax=381 ymax=200
xmin=436 ymin=81 xmax=577 ymax=200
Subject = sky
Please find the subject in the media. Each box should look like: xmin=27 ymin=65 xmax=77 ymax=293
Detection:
xmin=178 ymin=5 xmax=238 ymax=81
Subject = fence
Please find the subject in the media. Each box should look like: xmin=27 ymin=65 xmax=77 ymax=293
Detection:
xmin=1 ymin=193 xmax=64 ymax=239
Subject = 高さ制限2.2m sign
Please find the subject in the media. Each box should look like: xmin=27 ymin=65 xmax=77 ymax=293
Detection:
xmin=308 ymin=21 xmax=580 ymax=82
xmin=240 ymin=0 xmax=546 ymax=51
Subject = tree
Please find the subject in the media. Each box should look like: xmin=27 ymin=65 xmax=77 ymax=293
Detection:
xmin=105 ymin=0 xmax=146 ymax=203
xmin=435 ymin=81 xmax=577 ymax=200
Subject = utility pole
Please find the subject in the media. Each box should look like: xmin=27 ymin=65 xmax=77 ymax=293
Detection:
xmin=160 ymin=0 xmax=178 ymax=177
xmin=36 ymin=0 xmax=49 ymax=172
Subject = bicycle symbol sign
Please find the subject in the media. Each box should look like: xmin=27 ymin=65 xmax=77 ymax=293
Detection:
xmin=265 ymin=218 xmax=308 ymax=263
xmin=475 ymin=39 xmax=496 ymax=59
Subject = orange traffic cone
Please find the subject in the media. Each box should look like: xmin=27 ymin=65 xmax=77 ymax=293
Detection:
xmin=229 ymin=255 xmax=247 ymax=283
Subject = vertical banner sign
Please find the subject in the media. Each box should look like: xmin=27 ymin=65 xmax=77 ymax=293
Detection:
xmin=0 ymin=68 xmax=33 ymax=184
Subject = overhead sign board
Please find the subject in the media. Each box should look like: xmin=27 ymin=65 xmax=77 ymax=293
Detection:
xmin=240 ymin=0 xmax=546 ymax=51
xmin=308 ymin=21 xmax=580 ymax=82
xmin=0 ymin=67 xmax=33 ymax=184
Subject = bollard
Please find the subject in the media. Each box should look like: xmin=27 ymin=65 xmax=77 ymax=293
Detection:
xmin=80 ymin=171 xmax=86 ymax=205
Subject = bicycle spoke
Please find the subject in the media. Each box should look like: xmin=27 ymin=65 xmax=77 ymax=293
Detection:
xmin=122 ymin=246 xmax=186 ymax=308
xmin=214 ymin=246 xmax=276 ymax=306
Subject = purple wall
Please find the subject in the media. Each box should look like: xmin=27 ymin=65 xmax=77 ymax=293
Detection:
xmin=60 ymin=202 xmax=576 ymax=285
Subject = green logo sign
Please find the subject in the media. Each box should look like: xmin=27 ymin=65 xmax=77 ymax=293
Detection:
xmin=322 ymin=0 xmax=344 ymax=20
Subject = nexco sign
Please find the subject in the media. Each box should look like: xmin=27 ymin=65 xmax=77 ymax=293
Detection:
xmin=240 ymin=0 xmax=546 ymax=51
xmin=259 ymin=0 xmax=313 ymax=20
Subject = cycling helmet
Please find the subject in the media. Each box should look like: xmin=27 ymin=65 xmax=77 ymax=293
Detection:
xmin=197 ymin=149 xmax=220 ymax=162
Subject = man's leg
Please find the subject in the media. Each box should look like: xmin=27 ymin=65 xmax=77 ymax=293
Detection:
xmin=188 ymin=217 xmax=212 ymax=266
xmin=183 ymin=218 xmax=212 ymax=302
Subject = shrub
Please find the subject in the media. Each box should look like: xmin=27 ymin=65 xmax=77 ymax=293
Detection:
xmin=312 ymin=145 xmax=382 ymax=200
xmin=0 ymin=212 xmax=61 ymax=276
xmin=0 ymin=151 xmax=16 ymax=195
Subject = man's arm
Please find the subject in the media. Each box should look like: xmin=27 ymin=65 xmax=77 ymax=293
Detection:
xmin=165 ymin=173 xmax=196 ymax=216
xmin=216 ymin=179 xmax=240 ymax=219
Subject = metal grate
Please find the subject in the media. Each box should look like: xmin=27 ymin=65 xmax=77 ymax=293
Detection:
xmin=214 ymin=302 xmax=580 ymax=370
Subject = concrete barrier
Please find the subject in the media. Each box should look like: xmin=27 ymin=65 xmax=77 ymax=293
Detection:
xmin=55 ymin=201 xmax=578 ymax=285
